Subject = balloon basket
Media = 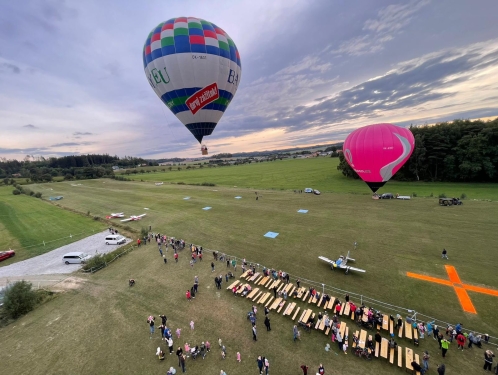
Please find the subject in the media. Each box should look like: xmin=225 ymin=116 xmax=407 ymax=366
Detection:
xmin=201 ymin=145 xmax=208 ymax=155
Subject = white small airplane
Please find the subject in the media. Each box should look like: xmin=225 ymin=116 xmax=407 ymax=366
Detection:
xmin=155 ymin=182 xmax=164 ymax=186
xmin=318 ymin=251 xmax=366 ymax=274
xmin=106 ymin=212 xmax=124 ymax=219
xmin=120 ymin=214 xmax=146 ymax=222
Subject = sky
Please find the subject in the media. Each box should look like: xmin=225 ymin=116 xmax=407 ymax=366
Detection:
xmin=1 ymin=0 xmax=498 ymax=160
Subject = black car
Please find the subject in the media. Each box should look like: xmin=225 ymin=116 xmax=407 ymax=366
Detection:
xmin=380 ymin=193 xmax=394 ymax=199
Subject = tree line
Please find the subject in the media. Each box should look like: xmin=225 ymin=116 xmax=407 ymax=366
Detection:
xmin=337 ymin=118 xmax=498 ymax=182
xmin=0 ymin=154 xmax=158 ymax=181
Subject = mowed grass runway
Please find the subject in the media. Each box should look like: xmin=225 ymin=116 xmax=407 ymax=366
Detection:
xmin=0 ymin=158 xmax=497 ymax=374
xmin=0 ymin=187 xmax=105 ymax=265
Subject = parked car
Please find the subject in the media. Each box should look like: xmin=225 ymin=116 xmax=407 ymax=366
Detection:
xmin=380 ymin=193 xmax=394 ymax=199
xmin=439 ymin=197 xmax=462 ymax=206
xmin=0 ymin=249 xmax=15 ymax=262
xmin=105 ymin=234 xmax=126 ymax=245
xmin=313 ymin=189 xmax=321 ymax=195
xmin=304 ymin=188 xmax=313 ymax=193
xmin=62 ymin=252 xmax=92 ymax=265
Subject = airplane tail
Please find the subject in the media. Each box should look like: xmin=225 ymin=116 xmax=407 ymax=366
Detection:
xmin=346 ymin=251 xmax=351 ymax=259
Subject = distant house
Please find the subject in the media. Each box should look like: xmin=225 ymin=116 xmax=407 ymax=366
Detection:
xmin=112 ymin=166 xmax=121 ymax=170
xmin=159 ymin=162 xmax=173 ymax=166
xmin=11 ymin=173 xmax=22 ymax=177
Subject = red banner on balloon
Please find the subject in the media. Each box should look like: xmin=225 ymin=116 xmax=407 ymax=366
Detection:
xmin=186 ymin=83 xmax=219 ymax=115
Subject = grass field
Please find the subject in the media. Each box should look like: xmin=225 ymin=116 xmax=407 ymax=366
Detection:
xmin=0 ymin=187 xmax=106 ymax=265
xmin=119 ymin=157 xmax=498 ymax=201
xmin=0 ymin=158 xmax=497 ymax=374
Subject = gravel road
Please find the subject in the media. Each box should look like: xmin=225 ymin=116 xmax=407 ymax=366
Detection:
xmin=0 ymin=231 xmax=131 ymax=278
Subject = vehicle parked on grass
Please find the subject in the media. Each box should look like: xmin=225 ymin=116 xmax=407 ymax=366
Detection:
xmin=313 ymin=189 xmax=321 ymax=195
xmin=0 ymin=249 xmax=15 ymax=262
xmin=304 ymin=188 xmax=313 ymax=193
xmin=379 ymin=193 xmax=394 ymax=199
xmin=62 ymin=252 xmax=92 ymax=265
xmin=439 ymin=197 xmax=463 ymax=206
xmin=105 ymin=234 xmax=126 ymax=245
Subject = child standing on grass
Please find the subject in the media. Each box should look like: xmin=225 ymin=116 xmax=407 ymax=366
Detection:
xmin=343 ymin=340 xmax=348 ymax=354
xmin=237 ymin=352 xmax=241 ymax=362
xmin=190 ymin=320 xmax=195 ymax=330
xmin=176 ymin=328 xmax=181 ymax=338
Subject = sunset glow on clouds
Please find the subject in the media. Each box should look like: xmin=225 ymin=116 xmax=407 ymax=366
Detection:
xmin=1 ymin=0 xmax=498 ymax=159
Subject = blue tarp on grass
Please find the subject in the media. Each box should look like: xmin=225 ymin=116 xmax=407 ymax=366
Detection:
xmin=264 ymin=232 xmax=279 ymax=238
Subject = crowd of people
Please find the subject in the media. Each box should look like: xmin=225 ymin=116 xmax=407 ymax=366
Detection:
xmin=135 ymin=233 xmax=496 ymax=374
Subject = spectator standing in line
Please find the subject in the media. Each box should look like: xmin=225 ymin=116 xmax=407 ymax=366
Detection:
xmin=433 ymin=324 xmax=439 ymax=340
xmin=318 ymin=363 xmax=325 ymax=375
xmin=211 ymin=262 xmax=215 ymax=272
xmin=456 ymin=332 xmax=466 ymax=349
xmin=484 ymin=350 xmax=494 ymax=371
xmin=167 ymin=337 xmax=174 ymax=354
xmin=442 ymin=248 xmax=448 ymax=259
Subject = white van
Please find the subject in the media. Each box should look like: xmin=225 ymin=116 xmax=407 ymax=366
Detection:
xmin=304 ymin=188 xmax=313 ymax=193
xmin=105 ymin=234 xmax=126 ymax=245
xmin=62 ymin=252 xmax=92 ymax=265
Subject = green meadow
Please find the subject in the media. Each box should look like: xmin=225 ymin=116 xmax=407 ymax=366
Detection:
xmin=120 ymin=157 xmax=498 ymax=200
xmin=0 ymin=157 xmax=497 ymax=374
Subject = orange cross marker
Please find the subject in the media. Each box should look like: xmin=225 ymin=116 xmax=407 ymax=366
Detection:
xmin=407 ymin=265 xmax=498 ymax=314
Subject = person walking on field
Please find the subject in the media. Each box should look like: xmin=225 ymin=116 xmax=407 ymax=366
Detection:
xmin=441 ymin=338 xmax=450 ymax=358
xmin=442 ymin=248 xmax=448 ymax=259
xmin=264 ymin=316 xmax=271 ymax=331
xmin=252 ymin=325 xmax=257 ymax=341
xmin=293 ymin=325 xmax=299 ymax=341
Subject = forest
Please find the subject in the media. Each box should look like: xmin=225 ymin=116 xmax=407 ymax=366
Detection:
xmin=337 ymin=118 xmax=498 ymax=182
xmin=0 ymin=154 xmax=157 ymax=181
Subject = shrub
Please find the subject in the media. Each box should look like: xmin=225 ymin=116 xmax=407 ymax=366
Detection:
xmin=412 ymin=192 xmax=417 ymax=197
xmin=430 ymin=192 xmax=433 ymax=197
xmin=34 ymin=192 xmax=42 ymax=198
xmin=460 ymin=193 xmax=467 ymax=199
xmin=12 ymin=189 xmax=21 ymax=195
xmin=177 ymin=182 xmax=185 ymax=185
xmin=177 ymin=167 xmax=182 ymax=171
xmin=140 ymin=227 xmax=149 ymax=238
xmin=439 ymin=193 xmax=446 ymax=198
xmin=87 ymin=210 xmax=91 ymax=216
xmin=3 ymin=281 xmax=38 ymax=319
xmin=93 ymin=216 xmax=100 ymax=221
xmin=29 ymin=191 xmax=35 ymax=196
xmin=201 ymin=182 xmax=215 ymax=186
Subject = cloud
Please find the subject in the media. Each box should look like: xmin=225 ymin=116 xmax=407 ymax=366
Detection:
xmin=73 ymin=132 xmax=93 ymax=136
xmin=331 ymin=0 xmax=431 ymax=56
xmin=1 ymin=62 xmax=21 ymax=74
xmin=23 ymin=124 xmax=38 ymax=129
xmin=50 ymin=142 xmax=93 ymax=147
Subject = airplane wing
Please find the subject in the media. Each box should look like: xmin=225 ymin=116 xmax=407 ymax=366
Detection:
xmin=318 ymin=256 xmax=336 ymax=265
xmin=338 ymin=264 xmax=366 ymax=273
xmin=137 ymin=214 xmax=146 ymax=218
xmin=120 ymin=218 xmax=132 ymax=222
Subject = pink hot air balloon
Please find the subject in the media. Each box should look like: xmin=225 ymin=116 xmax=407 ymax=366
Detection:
xmin=343 ymin=123 xmax=415 ymax=193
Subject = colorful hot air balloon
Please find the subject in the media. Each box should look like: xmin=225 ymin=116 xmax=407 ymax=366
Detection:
xmin=143 ymin=17 xmax=241 ymax=154
xmin=342 ymin=123 xmax=415 ymax=193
